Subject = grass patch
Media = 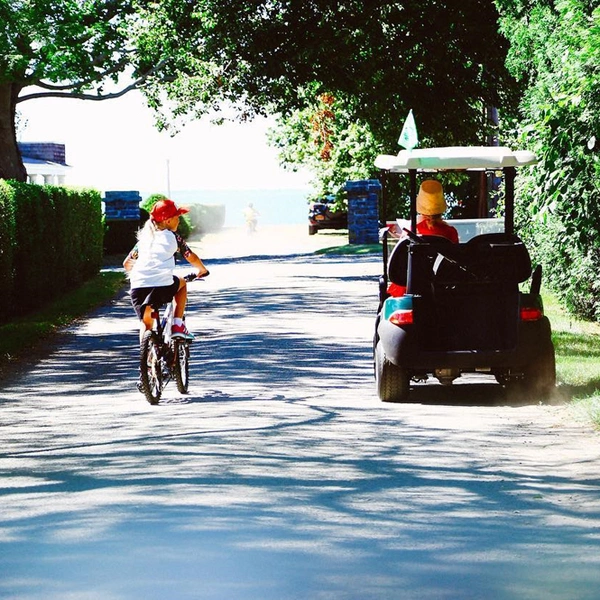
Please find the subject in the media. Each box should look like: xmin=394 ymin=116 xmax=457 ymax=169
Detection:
xmin=0 ymin=271 xmax=126 ymax=377
xmin=315 ymin=243 xmax=382 ymax=255
xmin=544 ymin=290 xmax=600 ymax=429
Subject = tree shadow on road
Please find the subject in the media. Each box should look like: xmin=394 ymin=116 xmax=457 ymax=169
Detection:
xmin=2 ymin=253 xmax=600 ymax=599
xmin=1 ymin=252 xmax=559 ymax=410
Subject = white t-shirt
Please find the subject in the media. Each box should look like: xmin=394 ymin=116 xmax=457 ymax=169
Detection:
xmin=129 ymin=228 xmax=183 ymax=288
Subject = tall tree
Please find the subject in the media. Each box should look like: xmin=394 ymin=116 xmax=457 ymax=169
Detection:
xmin=1 ymin=0 xmax=212 ymax=180
xmin=2 ymin=0 xmax=518 ymax=182
xmin=495 ymin=0 xmax=600 ymax=320
xmin=2 ymin=0 xmax=131 ymax=179
xmin=171 ymin=0 xmax=520 ymax=148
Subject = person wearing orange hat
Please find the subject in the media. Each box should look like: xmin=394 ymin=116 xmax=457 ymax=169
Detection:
xmin=385 ymin=180 xmax=458 ymax=297
xmin=123 ymin=198 xmax=209 ymax=342
xmin=414 ymin=179 xmax=459 ymax=243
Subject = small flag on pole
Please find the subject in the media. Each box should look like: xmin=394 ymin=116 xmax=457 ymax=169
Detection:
xmin=398 ymin=109 xmax=418 ymax=150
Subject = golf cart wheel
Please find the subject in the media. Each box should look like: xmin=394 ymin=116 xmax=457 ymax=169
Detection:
xmin=375 ymin=342 xmax=410 ymax=403
xmin=524 ymin=347 xmax=556 ymax=399
xmin=308 ymin=224 xmax=317 ymax=235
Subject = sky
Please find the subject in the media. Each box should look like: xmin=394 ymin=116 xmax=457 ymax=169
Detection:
xmin=17 ymin=90 xmax=313 ymax=194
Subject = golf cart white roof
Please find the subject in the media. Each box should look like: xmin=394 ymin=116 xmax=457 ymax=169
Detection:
xmin=375 ymin=146 xmax=537 ymax=172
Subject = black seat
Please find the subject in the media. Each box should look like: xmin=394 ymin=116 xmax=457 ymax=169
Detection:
xmin=388 ymin=235 xmax=454 ymax=288
xmin=465 ymin=233 xmax=531 ymax=283
xmin=387 ymin=238 xmax=410 ymax=285
xmin=415 ymin=233 xmax=528 ymax=351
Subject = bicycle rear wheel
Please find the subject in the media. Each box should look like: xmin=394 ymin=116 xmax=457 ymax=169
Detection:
xmin=140 ymin=331 xmax=163 ymax=404
xmin=172 ymin=340 xmax=190 ymax=394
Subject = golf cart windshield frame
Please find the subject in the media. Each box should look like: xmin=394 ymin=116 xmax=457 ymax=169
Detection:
xmin=375 ymin=146 xmax=538 ymax=235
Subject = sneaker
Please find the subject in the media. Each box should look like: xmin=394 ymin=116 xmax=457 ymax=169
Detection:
xmin=171 ymin=323 xmax=194 ymax=340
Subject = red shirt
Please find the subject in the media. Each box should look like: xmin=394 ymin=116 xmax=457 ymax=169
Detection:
xmin=416 ymin=219 xmax=459 ymax=243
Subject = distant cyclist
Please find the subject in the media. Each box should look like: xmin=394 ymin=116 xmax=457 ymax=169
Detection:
xmin=123 ymin=199 xmax=209 ymax=342
xmin=243 ymin=202 xmax=260 ymax=234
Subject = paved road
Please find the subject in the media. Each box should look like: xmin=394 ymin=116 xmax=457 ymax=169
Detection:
xmin=1 ymin=245 xmax=599 ymax=600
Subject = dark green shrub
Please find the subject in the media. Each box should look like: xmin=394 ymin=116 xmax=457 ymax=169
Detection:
xmin=187 ymin=204 xmax=226 ymax=236
xmin=103 ymin=217 xmax=139 ymax=255
xmin=517 ymin=209 xmax=600 ymax=322
xmin=11 ymin=183 xmax=56 ymax=309
xmin=7 ymin=182 xmax=103 ymax=316
xmin=0 ymin=181 xmax=16 ymax=320
xmin=499 ymin=1 xmax=600 ymax=322
xmin=65 ymin=187 xmax=103 ymax=280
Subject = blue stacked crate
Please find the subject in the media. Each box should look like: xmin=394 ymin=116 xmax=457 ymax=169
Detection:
xmin=345 ymin=179 xmax=381 ymax=245
xmin=103 ymin=191 xmax=142 ymax=254
xmin=103 ymin=190 xmax=142 ymax=220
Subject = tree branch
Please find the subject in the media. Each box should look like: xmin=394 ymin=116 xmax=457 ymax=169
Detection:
xmin=16 ymin=81 xmax=139 ymax=102
xmin=25 ymin=61 xmax=126 ymax=92
xmin=16 ymin=60 xmax=166 ymax=104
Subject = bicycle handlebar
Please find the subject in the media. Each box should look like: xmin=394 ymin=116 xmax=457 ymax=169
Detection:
xmin=184 ymin=271 xmax=210 ymax=282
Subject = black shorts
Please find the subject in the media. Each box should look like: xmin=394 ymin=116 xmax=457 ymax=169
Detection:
xmin=130 ymin=276 xmax=180 ymax=320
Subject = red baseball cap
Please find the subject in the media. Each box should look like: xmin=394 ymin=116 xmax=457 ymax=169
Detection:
xmin=150 ymin=199 xmax=189 ymax=222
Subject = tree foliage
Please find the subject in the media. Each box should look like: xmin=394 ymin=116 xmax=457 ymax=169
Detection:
xmin=496 ymin=0 xmax=600 ymax=320
xmin=267 ymin=92 xmax=380 ymax=201
xmin=0 ymin=0 xmax=212 ymax=179
xmin=2 ymin=0 xmax=519 ymax=184
xmin=186 ymin=0 xmax=521 ymax=197
xmin=178 ymin=0 xmax=518 ymax=145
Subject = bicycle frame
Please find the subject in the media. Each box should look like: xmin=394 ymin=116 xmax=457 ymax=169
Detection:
xmin=152 ymin=300 xmax=173 ymax=344
xmin=137 ymin=271 xmax=205 ymax=404
xmin=139 ymin=299 xmax=191 ymax=405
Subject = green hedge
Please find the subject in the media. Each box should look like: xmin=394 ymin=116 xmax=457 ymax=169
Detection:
xmin=187 ymin=204 xmax=226 ymax=235
xmin=0 ymin=181 xmax=16 ymax=318
xmin=0 ymin=180 xmax=103 ymax=320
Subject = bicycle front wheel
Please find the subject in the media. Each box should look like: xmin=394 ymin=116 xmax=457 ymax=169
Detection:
xmin=140 ymin=331 xmax=163 ymax=404
xmin=172 ymin=340 xmax=190 ymax=394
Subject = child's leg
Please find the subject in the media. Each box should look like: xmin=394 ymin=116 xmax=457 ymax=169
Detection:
xmin=170 ymin=278 xmax=194 ymax=340
xmin=139 ymin=305 xmax=154 ymax=343
xmin=173 ymin=277 xmax=187 ymax=319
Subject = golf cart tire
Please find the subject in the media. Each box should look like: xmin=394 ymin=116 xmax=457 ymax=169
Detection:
xmin=375 ymin=342 xmax=410 ymax=403
xmin=524 ymin=347 xmax=556 ymax=399
xmin=308 ymin=225 xmax=317 ymax=235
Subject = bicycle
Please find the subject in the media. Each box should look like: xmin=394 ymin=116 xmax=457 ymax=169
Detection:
xmin=138 ymin=272 xmax=207 ymax=404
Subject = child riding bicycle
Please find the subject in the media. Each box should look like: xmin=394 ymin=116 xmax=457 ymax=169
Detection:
xmin=123 ymin=199 xmax=209 ymax=342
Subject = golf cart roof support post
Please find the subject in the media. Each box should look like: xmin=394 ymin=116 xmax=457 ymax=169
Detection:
xmin=409 ymin=169 xmax=417 ymax=232
xmin=504 ymin=166 xmax=515 ymax=235
xmin=380 ymin=169 xmax=389 ymax=287
xmin=406 ymin=169 xmax=418 ymax=296
xmin=478 ymin=171 xmax=488 ymax=218
xmin=380 ymin=169 xmax=388 ymax=228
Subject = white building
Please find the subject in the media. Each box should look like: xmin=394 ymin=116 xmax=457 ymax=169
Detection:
xmin=19 ymin=142 xmax=70 ymax=185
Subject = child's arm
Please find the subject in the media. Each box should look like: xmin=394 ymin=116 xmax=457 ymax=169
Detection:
xmin=185 ymin=250 xmax=209 ymax=278
xmin=123 ymin=247 xmax=138 ymax=272
xmin=176 ymin=234 xmax=209 ymax=278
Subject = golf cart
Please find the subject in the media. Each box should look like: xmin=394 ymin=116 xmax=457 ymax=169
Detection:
xmin=374 ymin=146 xmax=556 ymax=402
